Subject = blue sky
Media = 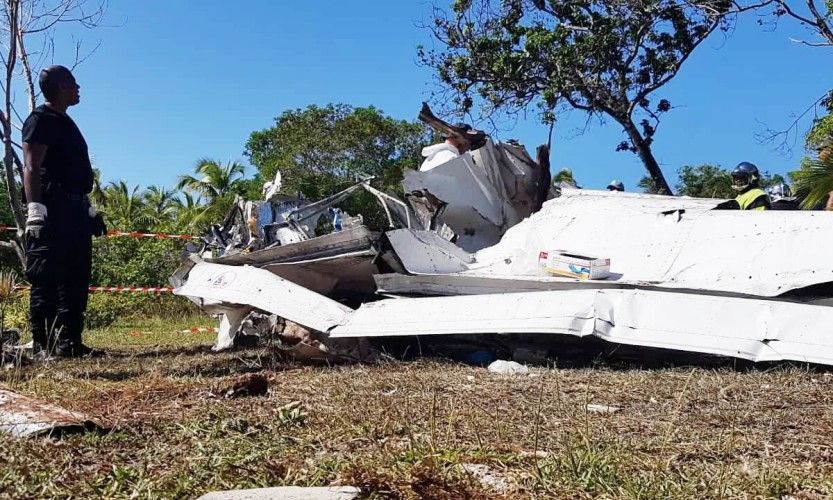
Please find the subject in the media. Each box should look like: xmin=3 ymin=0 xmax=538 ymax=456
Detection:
xmin=42 ymin=0 xmax=833 ymax=193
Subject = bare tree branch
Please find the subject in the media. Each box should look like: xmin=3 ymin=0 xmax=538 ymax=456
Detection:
xmin=755 ymin=92 xmax=828 ymax=154
xmin=789 ymin=36 xmax=832 ymax=46
xmin=16 ymin=22 xmax=35 ymax=111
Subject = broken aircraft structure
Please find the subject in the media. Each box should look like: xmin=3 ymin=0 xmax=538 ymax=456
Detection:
xmin=172 ymin=106 xmax=833 ymax=366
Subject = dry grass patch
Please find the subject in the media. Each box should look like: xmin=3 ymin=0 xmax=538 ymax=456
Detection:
xmin=1 ymin=320 xmax=833 ymax=498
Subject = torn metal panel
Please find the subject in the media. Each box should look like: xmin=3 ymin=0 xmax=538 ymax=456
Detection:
xmin=330 ymin=289 xmax=833 ymax=365
xmin=0 ymin=388 xmax=100 ymax=437
xmin=262 ymin=250 xmax=379 ymax=295
xmin=384 ymin=229 xmax=474 ymax=274
xmin=210 ymin=226 xmax=375 ymax=266
xmin=214 ymin=307 xmax=253 ymax=351
xmin=403 ymin=138 xmax=546 ymax=251
xmin=174 ymin=262 xmax=351 ymax=334
xmin=403 ymin=153 xmax=505 ymax=251
xmin=208 ymin=227 xmax=394 ymax=296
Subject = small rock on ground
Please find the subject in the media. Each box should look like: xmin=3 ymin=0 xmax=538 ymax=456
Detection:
xmin=487 ymin=360 xmax=528 ymax=374
xmin=461 ymin=463 xmax=510 ymax=493
xmin=586 ymin=403 xmax=621 ymax=414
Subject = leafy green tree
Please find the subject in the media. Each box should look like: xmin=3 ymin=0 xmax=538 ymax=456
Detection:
xmin=420 ymin=0 xmax=734 ymax=195
xmin=553 ymin=168 xmax=579 ymax=187
xmin=641 ymin=164 xmax=788 ymax=198
xmin=245 ymin=104 xmax=431 ymax=228
xmin=806 ymin=93 xmax=833 ymax=158
xmin=637 ymin=176 xmax=659 ymax=194
xmin=675 ymin=164 xmax=735 ymax=198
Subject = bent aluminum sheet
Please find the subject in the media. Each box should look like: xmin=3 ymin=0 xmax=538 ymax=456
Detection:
xmin=209 ymin=226 xmax=375 ymax=266
xmin=389 ymin=189 xmax=833 ymax=298
xmin=330 ymin=289 xmax=833 ymax=365
xmin=403 ymin=139 xmax=542 ymax=251
xmin=174 ymin=262 xmax=351 ymax=333
xmin=0 ymin=388 xmax=100 ymax=437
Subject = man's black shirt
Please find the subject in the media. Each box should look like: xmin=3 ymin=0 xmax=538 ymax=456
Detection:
xmin=22 ymin=104 xmax=93 ymax=194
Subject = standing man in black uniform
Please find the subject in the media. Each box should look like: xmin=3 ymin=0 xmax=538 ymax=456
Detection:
xmin=22 ymin=65 xmax=107 ymax=358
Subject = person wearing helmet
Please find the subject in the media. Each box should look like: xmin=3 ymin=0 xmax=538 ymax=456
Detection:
xmin=606 ymin=180 xmax=625 ymax=192
xmin=419 ymin=122 xmax=473 ymax=172
xmin=767 ymin=182 xmax=799 ymax=210
xmin=767 ymin=182 xmax=792 ymax=200
xmin=731 ymin=162 xmax=771 ymax=210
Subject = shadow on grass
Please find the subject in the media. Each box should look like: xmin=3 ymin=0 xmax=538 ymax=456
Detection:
xmin=373 ymin=334 xmax=833 ymax=373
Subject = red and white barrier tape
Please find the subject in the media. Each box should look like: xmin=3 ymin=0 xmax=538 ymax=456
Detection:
xmin=13 ymin=285 xmax=175 ymax=293
xmin=180 ymin=327 xmax=218 ymax=334
xmin=0 ymin=225 xmax=198 ymax=240
xmin=106 ymin=231 xmax=197 ymax=240
xmin=88 ymin=286 xmax=175 ymax=293
xmin=130 ymin=327 xmax=217 ymax=337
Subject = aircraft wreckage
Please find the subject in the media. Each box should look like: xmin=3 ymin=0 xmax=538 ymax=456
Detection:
xmin=171 ymin=105 xmax=833 ymax=366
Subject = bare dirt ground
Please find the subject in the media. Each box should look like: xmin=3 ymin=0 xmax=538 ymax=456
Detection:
xmin=2 ymin=318 xmax=833 ymax=499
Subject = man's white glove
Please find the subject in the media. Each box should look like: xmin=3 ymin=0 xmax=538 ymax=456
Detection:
xmin=88 ymin=202 xmax=107 ymax=237
xmin=25 ymin=202 xmax=47 ymax=240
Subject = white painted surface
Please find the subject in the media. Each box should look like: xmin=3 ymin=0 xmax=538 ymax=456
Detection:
xmin=174 ymin=262 xmax=351 ymax=334
xmin=330 ymin=288 xmax=833 ymax=365
xmin=391 ymin=189 xmax=833 ymax=297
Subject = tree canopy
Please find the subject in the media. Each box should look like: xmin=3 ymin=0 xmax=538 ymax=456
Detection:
xmin=246 ymin=104 xmax=430 ymax=197
xmin=421 ymin=0 xmax=735 ymax=194
xmin=639 ymin=164 xmax=786 ymax=197
xmin=245 ymin=104 xmax=431 ymax=228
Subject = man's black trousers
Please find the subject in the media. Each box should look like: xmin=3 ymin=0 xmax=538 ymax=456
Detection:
xmin=25 ymin=230 xmax=92 ymax=349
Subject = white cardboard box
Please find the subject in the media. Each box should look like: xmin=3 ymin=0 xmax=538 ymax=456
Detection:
xmin=538 ymin=251 xmax=610 ymax=280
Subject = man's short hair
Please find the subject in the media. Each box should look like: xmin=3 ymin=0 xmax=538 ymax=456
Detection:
xmin=39 ymin=65 xmax=73 ymax=101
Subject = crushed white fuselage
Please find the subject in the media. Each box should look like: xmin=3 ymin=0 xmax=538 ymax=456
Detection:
xmin=174 ymin=156 xmax=833 ymax=364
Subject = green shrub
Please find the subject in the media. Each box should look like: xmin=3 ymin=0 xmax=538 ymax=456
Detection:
xmin=92 ymin=237 xmax=186 ymax=287
xmin=1 ymin=290 xmax=29 ymax=331
xmin=1 ymin=291 xmax=202 ymax=331
xmin=84 ymin=293 xmax=201 ymax=329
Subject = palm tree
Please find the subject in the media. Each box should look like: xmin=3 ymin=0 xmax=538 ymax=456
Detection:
xmin=794 ymin=155 xmax=833 ymax=209
xmin=142 ymin=185 xmax=179 ymax=225
xmin=89 ymin=168 xmax=106 ymax=207
xmin=176 ymin=159 xmax=246 ymax=203
xmin=172 ymin=192 xmax=212 ymax=233
xmin=102 ymin=180 xmax=151 ymax=230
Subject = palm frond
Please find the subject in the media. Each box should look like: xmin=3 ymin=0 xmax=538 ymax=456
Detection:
xmin=794 ymin=155 xmax=833 ymax=209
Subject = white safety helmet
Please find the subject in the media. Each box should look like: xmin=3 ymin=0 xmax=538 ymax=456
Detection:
xmin=767 ymin=182 xmax=792 ymax=201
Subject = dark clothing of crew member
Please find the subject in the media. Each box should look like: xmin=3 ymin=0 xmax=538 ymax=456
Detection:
xmin=22 ymin=104 xmax=95 ymax=352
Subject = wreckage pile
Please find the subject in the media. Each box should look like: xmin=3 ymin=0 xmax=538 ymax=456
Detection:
xmin=171 ymin=107 xmax=833 ymax=366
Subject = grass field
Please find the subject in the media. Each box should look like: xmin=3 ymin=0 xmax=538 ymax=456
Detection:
xmin=2 ymin=317 xmax=833 ymax=499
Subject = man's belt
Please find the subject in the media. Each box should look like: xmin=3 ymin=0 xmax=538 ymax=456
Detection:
xmin=44 ymin=188 xmax=87 ymax=202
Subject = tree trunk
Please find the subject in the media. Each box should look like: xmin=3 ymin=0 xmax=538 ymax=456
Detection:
xmin=2 ymin=1 xmax=25 ymax=266
xmin=622 ymin=120 xmax=674 ymax=196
